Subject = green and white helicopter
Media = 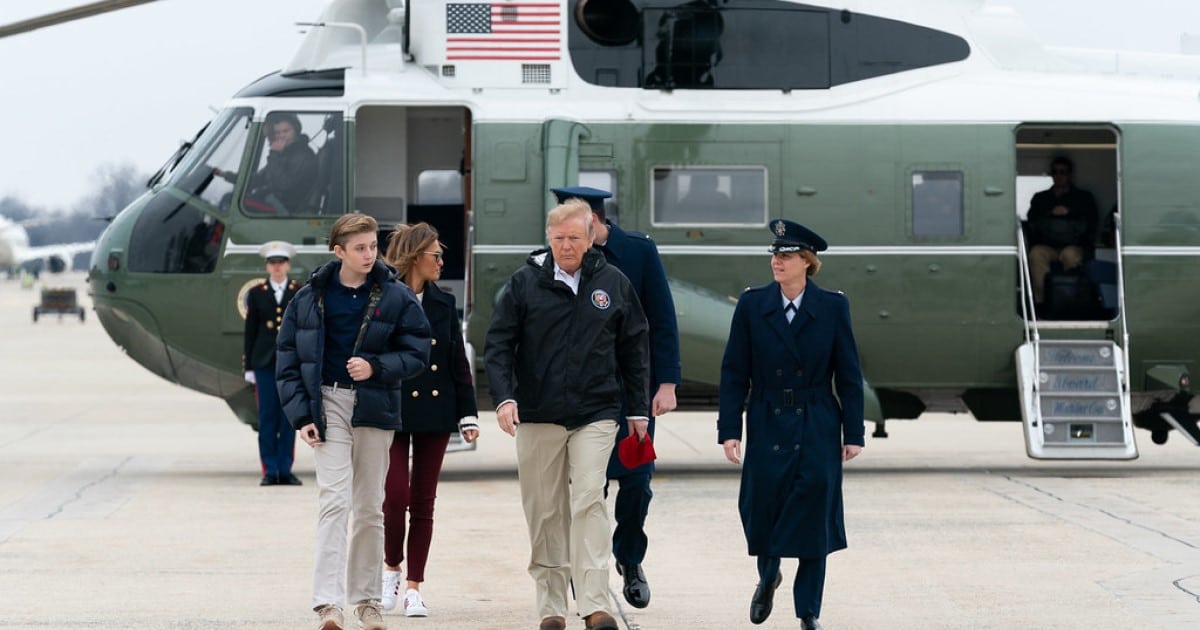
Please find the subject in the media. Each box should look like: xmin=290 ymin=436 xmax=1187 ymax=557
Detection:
xmin=8 ymin=0 xmax=1200 ymax=459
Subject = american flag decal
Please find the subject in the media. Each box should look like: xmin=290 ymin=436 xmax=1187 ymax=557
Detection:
xmin=445 ymin=2 xmax=561 ymax=61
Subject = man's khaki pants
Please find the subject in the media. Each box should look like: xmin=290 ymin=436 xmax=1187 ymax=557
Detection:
xmin=311 ymin=385 xmax=394 ymax=609
xmin=516 ymin=420 xmax=619 ymax=620
xmin=1029 ymin=244 xmax=1084 ymax=303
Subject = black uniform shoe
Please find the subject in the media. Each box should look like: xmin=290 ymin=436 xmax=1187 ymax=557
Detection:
xmin=801 ymin=615 xmax=822 ymax=630
xmin=616 ymin=563 xmax=650 ymax=608
xmin=259 ymin=475 xmax=279 ymax=486
xmin=281 ymin=473 xmax=303 ymax=486
xmin=749 ymin=572 xmax=782 ymax=624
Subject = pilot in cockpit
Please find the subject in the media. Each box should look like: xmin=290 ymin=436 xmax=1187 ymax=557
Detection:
xmin=216 ymin=112 xmax=317 ymax=214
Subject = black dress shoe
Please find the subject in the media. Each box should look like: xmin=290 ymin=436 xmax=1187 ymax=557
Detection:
xmin=749 ymin=571 xmax=781 ymax=624
xmin=259 ymin=475 xmax=279 ymax=486
xmin=616 ymin=563 xmax=650 ymax=608
xmin=281 ymin=473 xmax=303 ymax=486
xmin=801 ymin=615 xmax=822 ymax=630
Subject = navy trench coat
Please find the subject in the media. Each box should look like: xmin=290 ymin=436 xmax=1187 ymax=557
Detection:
xmin=717 ymin=280 xmax=864 ymax=558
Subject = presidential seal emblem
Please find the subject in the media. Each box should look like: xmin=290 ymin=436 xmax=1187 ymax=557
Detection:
xmin=591 ymin=289 xmax=611 ymax=310
xmin=773 ymin=219 xmax=787 ymax=237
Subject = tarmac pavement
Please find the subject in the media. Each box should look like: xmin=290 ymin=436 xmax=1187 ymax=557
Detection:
xmin=2 ymin=273 xmax=1199 ymax=629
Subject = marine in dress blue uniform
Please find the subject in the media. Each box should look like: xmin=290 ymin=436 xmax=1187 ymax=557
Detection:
xmin=551 ymin=186 xmax=682 ymax=609
xmin=717 ymin=220 xmax=864 ymax=629
xmin=243 ymin=241 xmax=302 ymax=486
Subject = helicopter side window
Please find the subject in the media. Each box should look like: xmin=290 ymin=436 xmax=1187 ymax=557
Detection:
xmin=911 ymin=171 xmax=964 ymax=237
xmin=651 ymin=166 xmax=766 ymax=226
xmin=580 ymin=170 xmax=619 ymax=223
xmin=168 ymin=107 xmax=253 ymax=212
xmin=242 ymin=111 xmax=344 ymax=216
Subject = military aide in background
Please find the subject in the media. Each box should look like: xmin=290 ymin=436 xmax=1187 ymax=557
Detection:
xmin=718 ymin=219 xmax=864 ymax=630
xmin=485 ymin=200 xmax=650 ymax=630
xmin=243 ymin=240 xmax=302 ymax=486
xmin=551 ymin=186 xmax=681 ymax=610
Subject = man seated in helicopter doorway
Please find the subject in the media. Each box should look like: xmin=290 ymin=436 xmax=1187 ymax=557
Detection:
xmin=217 ymin=112 xmax=317 ymax=214
xmin=243 ymin=241 xmax=302 ymax=486
xmin=1024 ymin=156 xmax=1098 ymax=312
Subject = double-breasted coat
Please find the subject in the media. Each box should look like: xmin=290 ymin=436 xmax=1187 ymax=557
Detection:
xmin=401 ymin=282 xmax=477 ymax=432
xmin=717 ymin=280 xmax=864 ymax=558
xmin=243 ymin=278 xmax=300 ymax=370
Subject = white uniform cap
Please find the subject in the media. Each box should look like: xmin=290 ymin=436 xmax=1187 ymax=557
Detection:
xmin=258 ymin=241 xmax=297 ymax=260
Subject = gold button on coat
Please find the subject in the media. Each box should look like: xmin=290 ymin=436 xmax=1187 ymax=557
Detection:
xmin=411 ymin=391 xmax=419 ymax=398
xmin=430 ymin=364 xmax=438 ymax=372
xmin=431 ymin=390 xmax=439 ymax=397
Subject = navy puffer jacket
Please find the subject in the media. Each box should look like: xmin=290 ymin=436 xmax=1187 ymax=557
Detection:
xmin=276 ymin=259 xmax=431 ymax=440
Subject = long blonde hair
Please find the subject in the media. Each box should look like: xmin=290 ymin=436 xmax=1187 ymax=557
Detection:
xmin=385 ymin=222 xmax=443 ymax=287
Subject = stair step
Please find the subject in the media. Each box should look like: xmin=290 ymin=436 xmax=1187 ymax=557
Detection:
xmin=1017 ymin=341 xmax=1136 ymax=460
xmin=1038 ymin=372 xmax=1121 ymax=392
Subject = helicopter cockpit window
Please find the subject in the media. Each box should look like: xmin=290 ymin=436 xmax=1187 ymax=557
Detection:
xmin=911 ymin=171 xmax=964 ymax=237
xmin=651 ymin=167 xmax=765 ymax=226
xmin=127 ymin=192 xmax=225 ymax=274
xmin=242 ymin=111 xmax=345 ymax=216
xmin=167 ymin=107 xmax=253 ymax=212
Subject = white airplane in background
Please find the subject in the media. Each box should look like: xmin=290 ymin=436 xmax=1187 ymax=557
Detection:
xmin=0 ymin=215 xmax=94 ymax=276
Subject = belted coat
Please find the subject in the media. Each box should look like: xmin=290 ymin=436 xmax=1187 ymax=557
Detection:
xmin=717 ymin=280 xmax=864 ymax=558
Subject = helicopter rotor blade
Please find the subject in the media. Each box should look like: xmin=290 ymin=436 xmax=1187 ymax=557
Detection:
xmin=0 ymin=0 xmax=160 ymax=40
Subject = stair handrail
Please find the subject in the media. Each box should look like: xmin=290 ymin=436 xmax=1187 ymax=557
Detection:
xmin=1016 ymin=226 xmax=1041 ymax=346
xmin=1111 ymin=212 xmax=1131 ymax=394
xmin=1016 ymin=226 xmax=1043 ymax=431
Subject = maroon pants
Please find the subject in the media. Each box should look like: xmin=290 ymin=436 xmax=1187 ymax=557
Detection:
xmin=382 ymin=431 xmax=451 ymax=582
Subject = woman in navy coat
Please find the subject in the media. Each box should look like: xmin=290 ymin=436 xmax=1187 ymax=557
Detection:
xmin=717 ymin=219 xmax=864 ymax=630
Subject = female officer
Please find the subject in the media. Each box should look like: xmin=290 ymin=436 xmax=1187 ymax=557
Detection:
xmin=717 ymin=219 xmax=865 ymax=630
xmin=379 ymin=222 xmax=479 ymax=617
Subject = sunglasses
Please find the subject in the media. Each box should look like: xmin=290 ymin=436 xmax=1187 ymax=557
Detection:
xmin=424 ymin=251 xmax=444 ymax=261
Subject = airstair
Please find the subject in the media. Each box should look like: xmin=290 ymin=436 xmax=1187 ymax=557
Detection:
xmin=1014 ymin=220 xmax=1137 ymax=460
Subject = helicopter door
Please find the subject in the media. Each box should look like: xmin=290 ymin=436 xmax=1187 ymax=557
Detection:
xmin=353 ymin=105 xmax=472 ymax=311
xmin=1014 ymin=125 xmax=1120 ymax=322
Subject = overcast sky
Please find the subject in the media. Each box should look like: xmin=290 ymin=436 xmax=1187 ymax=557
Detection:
xmin=0 ymin=0 xmax=1196 ymax=211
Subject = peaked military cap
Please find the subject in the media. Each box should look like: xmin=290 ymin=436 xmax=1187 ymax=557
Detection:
xmin=768 ymin=219 xmax=827 ymax=253
xmin=550 ymin=186 xmax=612 ymax=212
xmin=258 ymin=240 xmax=297 ymax=261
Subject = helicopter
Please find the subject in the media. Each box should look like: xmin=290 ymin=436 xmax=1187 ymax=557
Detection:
xmin=7 ymin=0 xmax=1199 ymax=459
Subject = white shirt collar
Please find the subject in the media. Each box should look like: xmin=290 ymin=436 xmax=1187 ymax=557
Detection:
xmin=781 ymin=290 xmax=805 ymax=311
xmin=553 ymin=262 xmax=582 ymax=295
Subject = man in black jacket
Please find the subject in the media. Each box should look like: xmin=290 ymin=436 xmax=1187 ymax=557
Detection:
xmin=276 ymin=212 xmax=430 ymax=630
xmin=1025 ymin=156 xmax=1098 ymax=306
xmin=484 ymin=200 xmax=650 ymax=630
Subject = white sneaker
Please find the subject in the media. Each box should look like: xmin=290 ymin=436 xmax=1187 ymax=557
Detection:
xmin=380 ymin=571 xmax=401 ymax=611
xmin=402 ymin=589 xmax=429 ymax=617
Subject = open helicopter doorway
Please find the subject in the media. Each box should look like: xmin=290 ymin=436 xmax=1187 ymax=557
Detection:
xmin=353 ymin=105 xmax=472 ymax=312
xmin=1014 ymin=125 xmax=1120 ymax=322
